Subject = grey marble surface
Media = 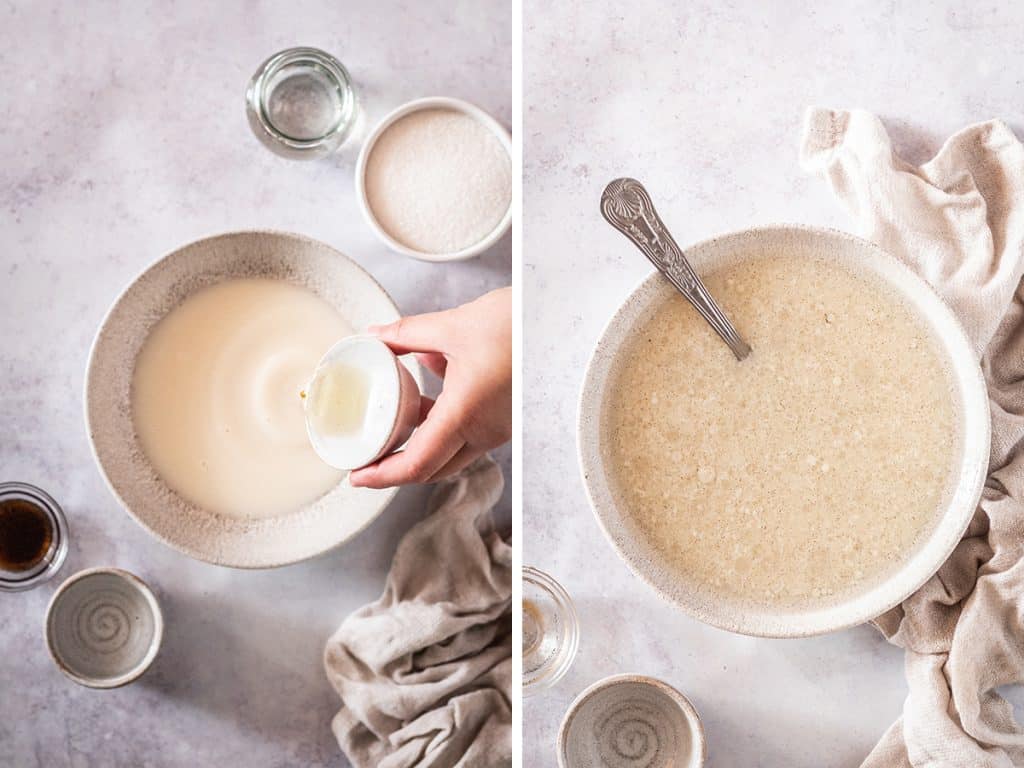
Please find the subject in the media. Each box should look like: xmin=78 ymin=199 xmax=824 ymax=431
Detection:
xmin=0 ymin=2 xmax=510 ymax=766
xmin=524 ymin=1 xmax=1024 ymax=766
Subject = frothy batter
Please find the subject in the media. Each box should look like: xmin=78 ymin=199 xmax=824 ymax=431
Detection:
xmin=605 ymin=254 xmax=959 ymax=609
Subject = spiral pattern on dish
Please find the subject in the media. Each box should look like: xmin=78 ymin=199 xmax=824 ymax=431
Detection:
xmin=72 ymin=591 xmax=133 ymax=654
xmin=594 ymin=697 xmax=675 ymax=767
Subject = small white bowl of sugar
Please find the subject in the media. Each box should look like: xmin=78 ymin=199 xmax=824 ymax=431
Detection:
xmin=356 ymin=97 xmax=512 ymax=262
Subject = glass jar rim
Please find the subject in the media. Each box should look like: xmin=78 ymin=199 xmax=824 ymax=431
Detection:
xmin=523 ymin=565 xmax=580 ymax=694
xmin=246 ymin=46 xmax=356 ymax=151
xmin=0 ymin=481 xmax=69 ymax=592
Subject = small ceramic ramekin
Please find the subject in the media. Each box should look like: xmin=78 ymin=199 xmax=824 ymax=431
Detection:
xmin=45 ymin=567 xmax=164 ymax=689
xmin=304 ymin=334 xmax=421 ymax=471
xmin=355 ymin=96 xmax=512 ymax=263
xmin=558 ymin=674 xmax=707 ymax=768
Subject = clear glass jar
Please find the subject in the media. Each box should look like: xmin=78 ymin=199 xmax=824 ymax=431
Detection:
xmin=246 ymin=47 xmax=358 ymax=160
xmin=523 ymin=566 xmax=580 ymax=696
xmin=0 ymin=482 xmax=69 ymax=592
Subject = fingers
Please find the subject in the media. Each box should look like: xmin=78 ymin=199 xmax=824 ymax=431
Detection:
xmin=417 ymin=395 xmax=435 ymax=421
xmin=414 ymin=352 xmax=448 ymax=378
xmin=425 ymin=443 xmax=483 ymax=483
xmin=349 ymin=398 xmax=464 ymax=489
xmin=368 ymin=309 xmax=456 ymax=355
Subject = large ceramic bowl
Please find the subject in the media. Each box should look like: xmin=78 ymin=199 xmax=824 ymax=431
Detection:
xmin=578 ymin=225 xmax=990 ymax=637
xmin=85 ymin=231 xmax=422 ymax=568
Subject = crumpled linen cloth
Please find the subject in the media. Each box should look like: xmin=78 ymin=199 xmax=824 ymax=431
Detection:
xmin=324 ymin=457 xmax=512 ymax=768
xmin=801 ymin=107 xmax=1024 ymax=767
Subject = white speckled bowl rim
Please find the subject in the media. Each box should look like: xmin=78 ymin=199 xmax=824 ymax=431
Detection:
xmin=45 ymin=567 xmax=164 ymax=689
xmin=557 ymin=673 xmax=707 ymax=768
xmin=578 ymin=225 xmax=990 ymax=638
xmin=85 ymin=230 xmax=423 ymax=569
xmin=355 ymin=96 xmax=513 ymax=263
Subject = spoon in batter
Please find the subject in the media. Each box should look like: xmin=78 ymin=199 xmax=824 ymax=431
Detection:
xmin=600 ymin=178 xmax=752 ymax=361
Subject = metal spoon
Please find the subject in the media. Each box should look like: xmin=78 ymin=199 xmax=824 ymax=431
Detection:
xmin=600 ymin=178 xmax=751 ymax=361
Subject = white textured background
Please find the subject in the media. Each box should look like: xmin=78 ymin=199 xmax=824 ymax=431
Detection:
xmin=0 ymin=2 xmax=510 ymax=766
xmin=524 ymin=1 xmax=1024 ymax=766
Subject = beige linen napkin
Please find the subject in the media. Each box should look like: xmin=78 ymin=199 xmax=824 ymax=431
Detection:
xmin=801 ymin=107 xmax=1024 ymax=767
xmin=324 ymin=457 xmax=512 ymax=768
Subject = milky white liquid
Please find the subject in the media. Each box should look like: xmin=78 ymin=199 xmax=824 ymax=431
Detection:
xmin=131 ymin=278 xmax=352 ymax=519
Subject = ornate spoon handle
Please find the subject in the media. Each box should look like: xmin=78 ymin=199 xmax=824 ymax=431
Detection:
xmin=600 ymin=178 xmax=751 ymax=361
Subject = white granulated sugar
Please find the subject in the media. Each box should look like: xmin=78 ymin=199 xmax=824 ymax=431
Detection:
xmin=364 ymin=108 xmax=512 ymax=255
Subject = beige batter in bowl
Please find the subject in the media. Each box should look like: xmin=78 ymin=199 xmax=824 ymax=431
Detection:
xmin=85 ymin=230 xmax=422 ymax=568
xmin=578 ymin=225 xmax=990 ymax=637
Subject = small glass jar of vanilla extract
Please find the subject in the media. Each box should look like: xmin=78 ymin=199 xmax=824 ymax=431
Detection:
xmin=0 ymin=482 xmax=68 ymax=592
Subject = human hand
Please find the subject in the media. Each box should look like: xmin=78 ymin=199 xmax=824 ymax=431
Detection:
xmin=349 ymin=287 xmax=512 ymax=488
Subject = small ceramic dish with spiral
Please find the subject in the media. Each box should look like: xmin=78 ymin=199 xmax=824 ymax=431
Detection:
xmin=558 ymin=674 xmax=706 ymax=768
xmin=45 ymin=567 xmax=163 ymax=688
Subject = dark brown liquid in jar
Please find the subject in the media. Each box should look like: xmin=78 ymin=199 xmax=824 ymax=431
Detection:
xmin=0 ymin=498 xmax=53 ymax=571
